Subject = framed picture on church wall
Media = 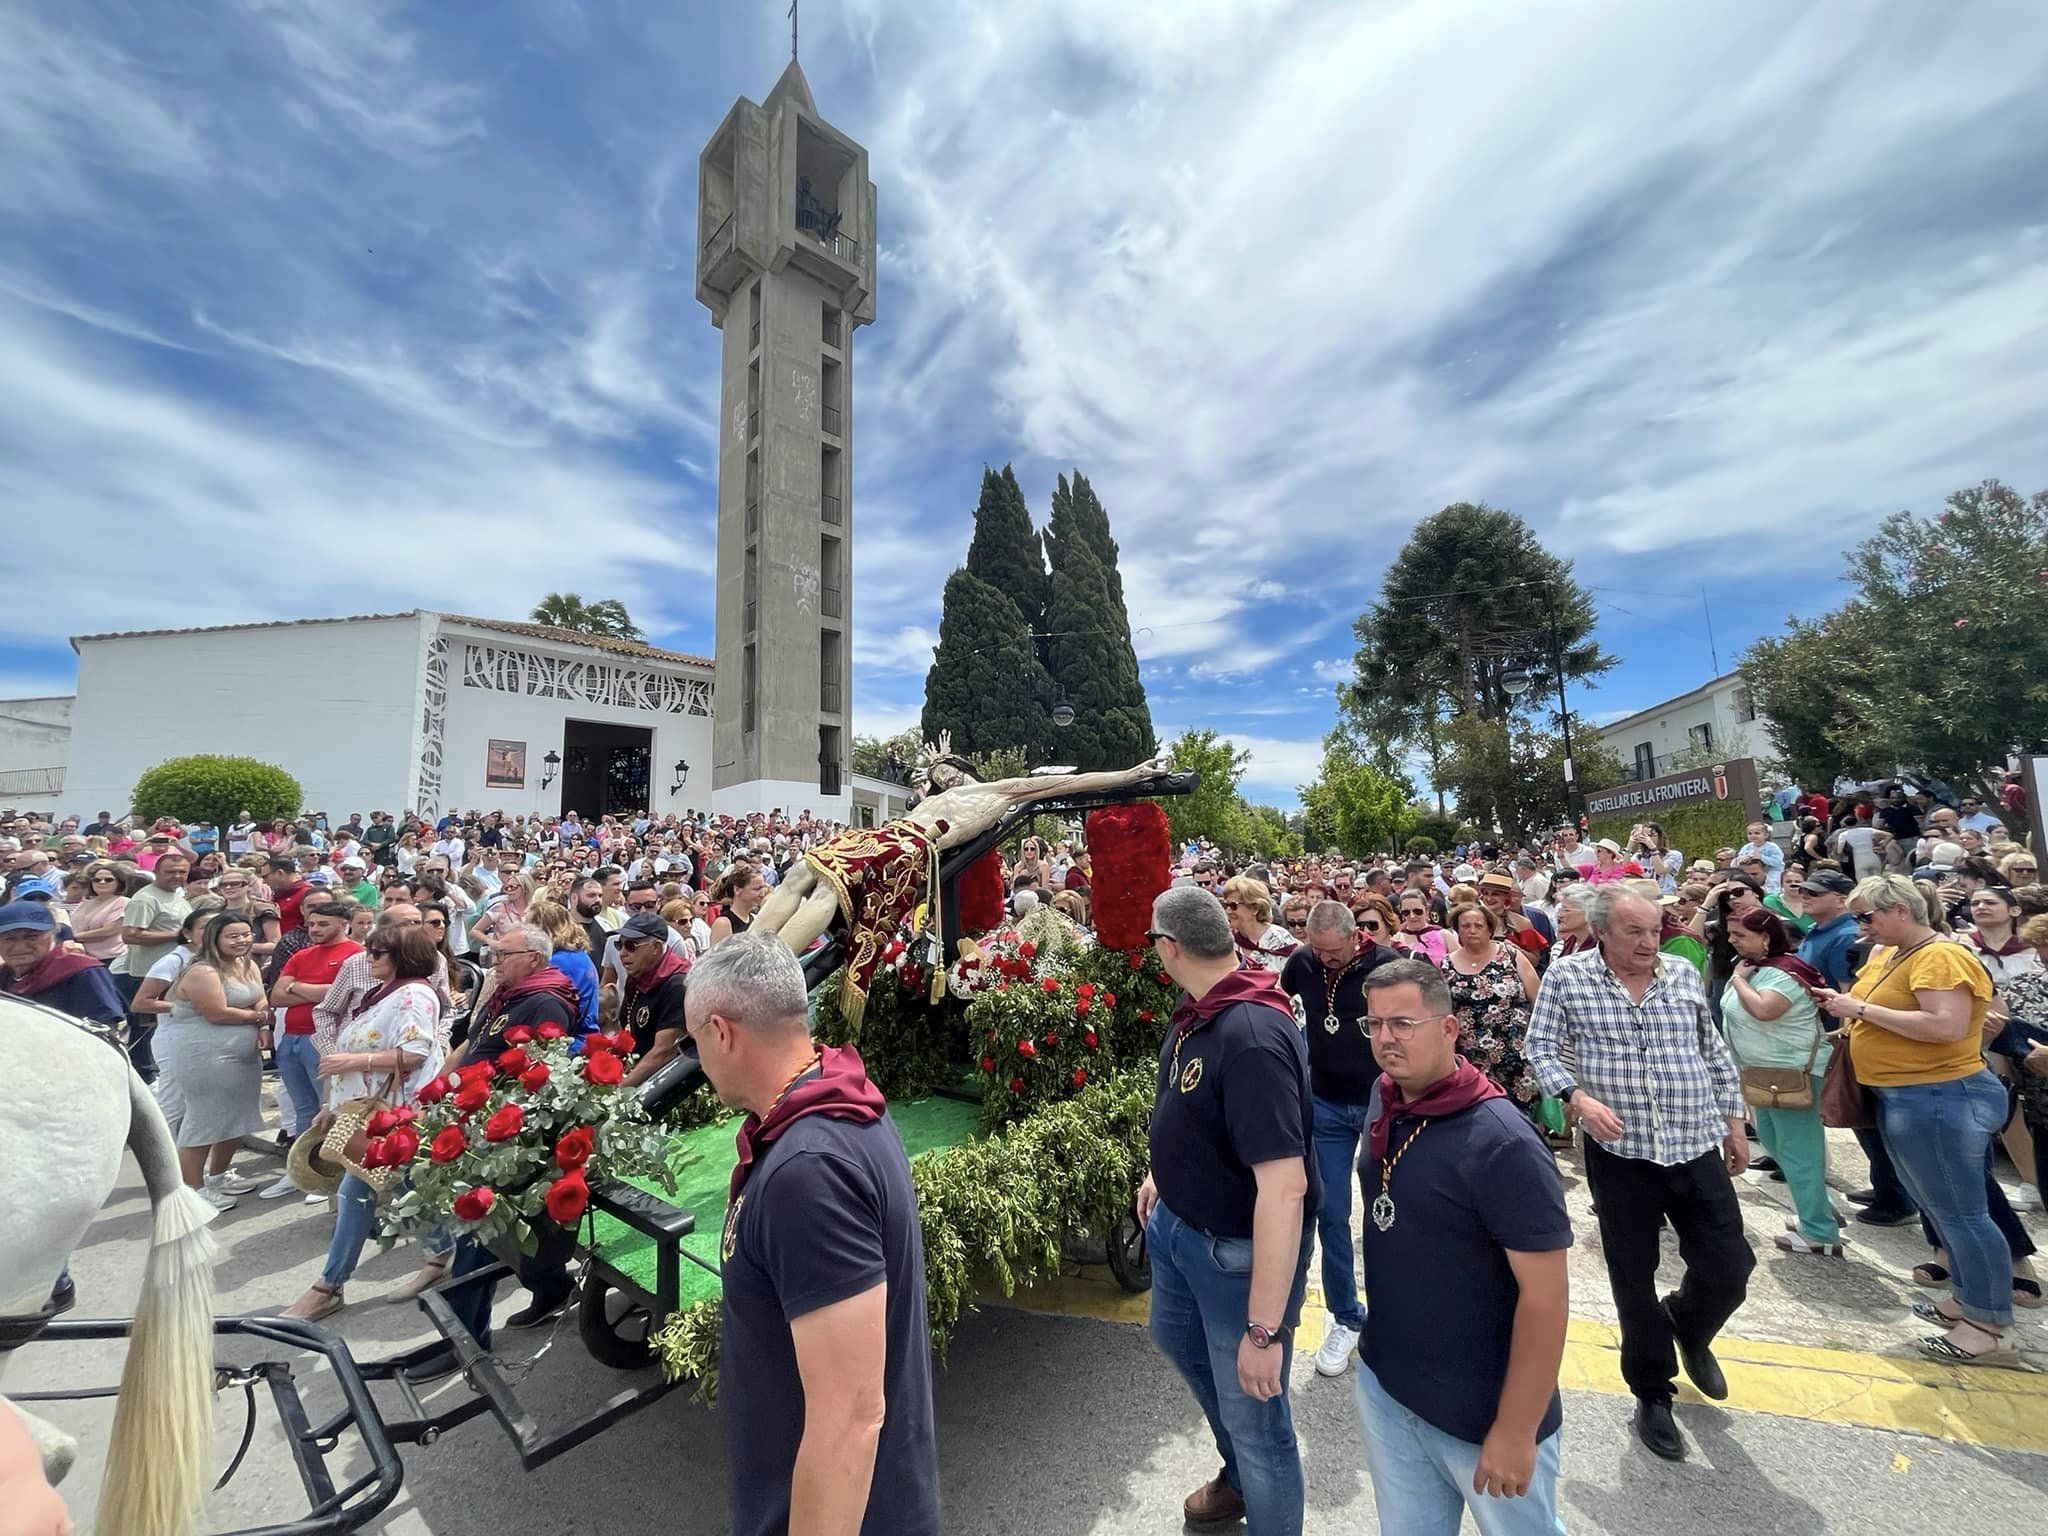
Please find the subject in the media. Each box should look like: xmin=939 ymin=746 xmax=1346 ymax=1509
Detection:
xmin=485 ymin=739 xmax=526 ymax=789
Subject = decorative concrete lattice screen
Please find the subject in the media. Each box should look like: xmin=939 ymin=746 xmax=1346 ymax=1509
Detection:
xmin=459 ymin=643 xmax=711 ymax=716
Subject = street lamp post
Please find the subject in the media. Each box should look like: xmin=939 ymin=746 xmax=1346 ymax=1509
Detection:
xmin=1541 ymin=581 xmax=1583 ymax=830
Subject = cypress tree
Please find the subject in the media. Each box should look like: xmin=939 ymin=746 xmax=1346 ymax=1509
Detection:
xmin=920 ymin=568 xmax=1051 ymax=758
xmin=1044 ymin=471 xmax=1155 ymax=770
xmin=963 ymin=465 xmax=1048 ymax=627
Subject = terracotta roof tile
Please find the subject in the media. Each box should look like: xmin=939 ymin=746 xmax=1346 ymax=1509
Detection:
xmin=71 ymin=611 xmax=714 ymax=670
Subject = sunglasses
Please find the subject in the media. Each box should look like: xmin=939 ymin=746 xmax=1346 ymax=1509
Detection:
xmin=1220 ymin=899 xmax=1241 ymax=911
xmin=1285 ymin=919 xmax=1306 ymax=931
xmin=1852 ymin=913 xmax=1873 ymax=926
xmin=366 ymin=945 xmax=393 ymax=958
xmin=1144 ymin=929 xmax=1175 ymax=945
xmin=1359 ymin=919 xmax=1384 ymax=933
xmin=627 ymin=899 xmax=659 ymax=912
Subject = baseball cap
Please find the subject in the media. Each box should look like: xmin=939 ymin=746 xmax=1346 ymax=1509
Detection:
xmin=340 ymin=856 xmax=366 ymax=870
xmin=0 ymin=900 xmax=56 ymax=933
xmin=11 ymin=876 xmax=60 ymax=901
xmin=617 ymin=912 xmax=668 ymax=948
xmin=1800 ymin=871 xmax=1855 ymax=896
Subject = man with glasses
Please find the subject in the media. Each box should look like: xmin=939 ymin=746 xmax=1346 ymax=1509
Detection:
xmin=1279 ymin=900 xmax=1399 ymax=1379
xmin=1350 ymin=958 xmax=1571 ymax=1533
xmin=1525 ymin=888 xmax=1753 ymax=1462
xmin=1190 ymin=859 xmax=1221 ymax=894
xmin=1137 ymin=886 xmax=1314 ymax=1532
xmin=1957 ymin=795 xmax=2001 ymax=836
xmin=600 ymin=877 xmax=689 ymax=1001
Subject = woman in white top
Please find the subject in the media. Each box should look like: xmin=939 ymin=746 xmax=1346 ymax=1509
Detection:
xmin=132 ymin=905 xmax=217 ymax=1025
xmin=285 ymin=923 xmax=446 ymax=1321
xmin=1627 ymin=822 xmax=1684 ymax=895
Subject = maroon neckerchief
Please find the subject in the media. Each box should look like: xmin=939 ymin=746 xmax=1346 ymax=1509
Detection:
xmin=1964 ymin=929 xmax=2026 ymax=958
xmin=728 ymin=1044 xmax=886 ymax=1201
xmin=1170 ymin=967 xmax=1298 ymax=1041
xmin=625 ymin=948 xmax=689 ymax=1006
xmin=1233 ymin=928 xmax=1298 ymax=968
xmin=2 ymin=947 xmax=102 ymax=998
xmin=492 ymin=963 xmax=581 ymax=1016
xmin=1765 ymin=955 xmax=1828 ymax=993
xmin=1367 ymin=1058 xmax=1504 ymax=1164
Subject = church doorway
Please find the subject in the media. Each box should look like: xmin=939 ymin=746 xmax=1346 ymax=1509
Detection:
xmin=558 ymin=720 xmax=652 ymax=820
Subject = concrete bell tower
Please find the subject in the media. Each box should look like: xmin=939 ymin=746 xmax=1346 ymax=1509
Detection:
xmin=697 ymin=55 xmax=875 ymax=819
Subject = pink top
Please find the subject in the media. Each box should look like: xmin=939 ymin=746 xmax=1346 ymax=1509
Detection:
xmin=69 ymin=894 xmax=129 ymax=961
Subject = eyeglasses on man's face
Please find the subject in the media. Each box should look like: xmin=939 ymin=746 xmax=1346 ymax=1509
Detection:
xmin=627 ymin=899 xmax=659 ymax=912
xmin=1363 ymin=1014 xmax=1433 ymax=1039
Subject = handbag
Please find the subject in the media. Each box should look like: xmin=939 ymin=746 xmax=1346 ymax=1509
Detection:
xmin=1816 ymin=938 xmax=1934 ymax=1129
xmin=323 ymin=1072 xmax=405 ymax=1200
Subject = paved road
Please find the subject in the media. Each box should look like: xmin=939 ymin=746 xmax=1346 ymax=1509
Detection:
xmin=14 ymin=1119 xmax=2048 ymax=1533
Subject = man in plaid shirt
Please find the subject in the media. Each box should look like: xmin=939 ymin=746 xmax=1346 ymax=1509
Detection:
xmin=1526 ymin=886 xmax=1755 ymax=1464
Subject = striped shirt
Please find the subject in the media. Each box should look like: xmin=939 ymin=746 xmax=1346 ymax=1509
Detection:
xmin=1525 ymin=949 xmax=1744 ymax=1166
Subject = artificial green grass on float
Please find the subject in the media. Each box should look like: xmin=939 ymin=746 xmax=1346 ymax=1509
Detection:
xmin=588 ymin=1093 xmax=984 ymax=1311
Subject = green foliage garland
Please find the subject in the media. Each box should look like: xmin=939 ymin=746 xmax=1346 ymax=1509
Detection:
xmin=131 ymin=754 xmax=301 ymax=834
xmin=649 ymin=1067 xmax=1156 ymax=1401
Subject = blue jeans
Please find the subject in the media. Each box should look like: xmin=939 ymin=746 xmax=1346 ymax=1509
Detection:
xmin=1352 ymin=1361 xmax=1565 ymax=1536
xmin=1147 ymin=1199 xmax=1312 ymax=1536
xmin=320 ymin=1173 xmax=381 ymax=1287
xmin=1312 ymin=1096 xmax=1370 ymax=1330
xmin=274 ymin=1033 xmax=322 ymax=1138
xmin=1874 ymin=1072 xmax=2013 ymax=1328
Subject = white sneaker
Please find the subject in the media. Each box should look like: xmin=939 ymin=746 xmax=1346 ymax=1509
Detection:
xmin=303 ymin=1191 xmax=329 ymax=1206
xmin=213 ymin=1168 xmax=268 ymax=1196
xmin=198 ymin=1181 xmax=239 ymax=1212
xmin=259 ymin=1174 xmax=299 ymax=1200
xmin=1314 ymin=1320 xmax=1361 ymax=1377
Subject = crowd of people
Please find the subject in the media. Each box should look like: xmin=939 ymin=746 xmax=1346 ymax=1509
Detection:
xmin=4 ymin=774 xmax=2043 ymax=1534
xmin=0 ymin=799 xmax=854 ymax=1330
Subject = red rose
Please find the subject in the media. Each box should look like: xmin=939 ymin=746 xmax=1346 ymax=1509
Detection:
xmin=1019 ymin=941 xmax=1037 ymax=959
xmin=459 ymin=1061 xmax=497 ymax=1086
xmin=1076 ymin=999 xmax=1091 ymax=1017
xmin=1077 ymin=983 xmax=1096 ymax=999
xmin=984 ymin=1029 xmax=997 ymax=1044
xmin=496 ymin=1047 xmax=529 ymax=1075
xmin=582 ymin=1050 xmax=625 ymax=1086
xmin=1072 ymin=1068 xmax=1088 ymax=1088
xmin=590 ymin=1029 xmax=635 ymax=1056
xmin=430 ymin=1126 xmax=468 ymax=1163
xmin=392 ymin=1105 xmax=417 ymax=1125
xmin=1084 ymin=1031 xmax=1099 ymax=1050
xmin=980 ymin=1055 xmax=997 ymax=1074
xmin=1008 ymin=1077 xmax=1026 ymax=1094
xmin=452 ymin=1186 xmax=495 ymax=1221
xmin=1016 ymin=1039 xmax=1037 ymax=1059
xmin=383 ymin=1126 xmax=420 ymax=1165
xmin=416 ymin=1075 xmax=450 ymax=1105
xmin=1138 ymin=1009 xmax=1155 ymax=1024
xmin=520 ymin=1063 xmax=551 ymax=1093
xmin=543 ymin=1169 xmax=590 ymax=1224
xmin=503 ymin=1025 xmax=534 ymax=1045
xmin=1154 ymin=973 xmax=1170 ymax=987
xmin=1042 ymin=1031 xmax=1059 ymax=1047
xmin=537 ymin=1021 xmax=567 ymax=1041
xmin=1040 ymin=978 xmax=1058 ymax=995
xmin=1127 ymin=952 xmax=1144 ymax=971
xmin=359 ymin=1136 xmax=390 ymax=1168
xmin=454 ymin=1079 xmax=491 ymax=1114
xmin=1102 ymin=992 xmax=1116 ymax=1009
xmin=554 ymin=1126 xmax=595 ymax=1171
xmin=483 ymin=1103 xmax=525 ymax=1142
xmin=366 ymin=1108 xmax=399 ymax=1137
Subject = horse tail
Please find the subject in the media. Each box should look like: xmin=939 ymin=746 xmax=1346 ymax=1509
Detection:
xmin=95 ymin=1070 xmax=219 ymax=1536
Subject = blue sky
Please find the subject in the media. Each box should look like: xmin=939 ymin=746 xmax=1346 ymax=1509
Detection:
xmin=5 ymin=2 xmax=2048 ymax=808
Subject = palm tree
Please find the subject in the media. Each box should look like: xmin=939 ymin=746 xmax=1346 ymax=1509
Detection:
xmin=529 ymin=593 xmax=645 ymax=642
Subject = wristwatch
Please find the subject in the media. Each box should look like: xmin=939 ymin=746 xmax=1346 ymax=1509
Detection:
xmin=1560 ymin=1086 xmax=1580 ymax=1105
xmin=1245 ymin=1321 xmax=1287 ymax=1350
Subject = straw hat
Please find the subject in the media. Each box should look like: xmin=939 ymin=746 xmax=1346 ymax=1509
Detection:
xmin=286 ymin=1123 xmax=346 ymax=1197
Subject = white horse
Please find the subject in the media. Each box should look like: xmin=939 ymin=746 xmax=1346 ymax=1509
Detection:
xmin=0 ymin=993 xmax=218 ymax=1536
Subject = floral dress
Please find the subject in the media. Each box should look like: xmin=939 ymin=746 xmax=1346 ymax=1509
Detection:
xmin=1440 ymin=944 xmax=1538 ymax=1107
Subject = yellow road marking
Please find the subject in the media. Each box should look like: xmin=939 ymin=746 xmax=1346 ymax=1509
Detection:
xmin=986 ymin=1275 xmax=2048 ymax=1455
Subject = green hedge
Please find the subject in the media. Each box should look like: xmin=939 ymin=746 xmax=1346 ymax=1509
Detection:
xmin=131 ymin=754 xmax=301 ymax=833
xmin=1588 ymin=802 xmax=1751 ymax=869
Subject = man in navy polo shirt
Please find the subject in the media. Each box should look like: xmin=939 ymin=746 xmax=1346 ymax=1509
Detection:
xmin=684 ymin=932 xmax=939 ymax=1536
xmin=1278 ymin=899 xmax=1398 ymax=1378
xmin=1138 ymin=885 xmax=1315 ymax=1533
xmin=1355 ymin=958 xmax=1571 ymax=1533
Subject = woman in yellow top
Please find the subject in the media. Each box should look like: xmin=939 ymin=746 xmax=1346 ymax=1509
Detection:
xmin=1817 ymin=876 xmax=2024 ymax=1367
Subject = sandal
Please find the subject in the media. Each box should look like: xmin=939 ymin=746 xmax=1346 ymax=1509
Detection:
xmin=1775 ymin=1230 xmax=1846 ymax=1256
xmin=2015 ymin=1276 xmax=2043 ymax=1310
xmin=386 ymin=1253 xmax=452 ymax=1304
xmin=284 ymin=1282 xmax=344 ymax=1322
xmin=1917 ymin=1321 xmax=2025 ymax=1370
xmin=1911 ymin=1263 xmax=1950 ymax=1288
xmin=1911 ymin=1298 xmax=1962 ymax=1325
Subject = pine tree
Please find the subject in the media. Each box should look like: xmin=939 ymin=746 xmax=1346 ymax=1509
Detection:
xmin=920 ymin=568 xmax=1050 ymax=758
xmin=1044 ymin=472 xmax=1155 ymax=770
xmin=963 ymin=465 xmax=1047 ymax=627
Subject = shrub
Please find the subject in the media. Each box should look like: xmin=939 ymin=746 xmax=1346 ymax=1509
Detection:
xmin=131 ymin=754 xmax=301 ymax=833
xmin=1404 ymin=835 xmax=1438 ymax=856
